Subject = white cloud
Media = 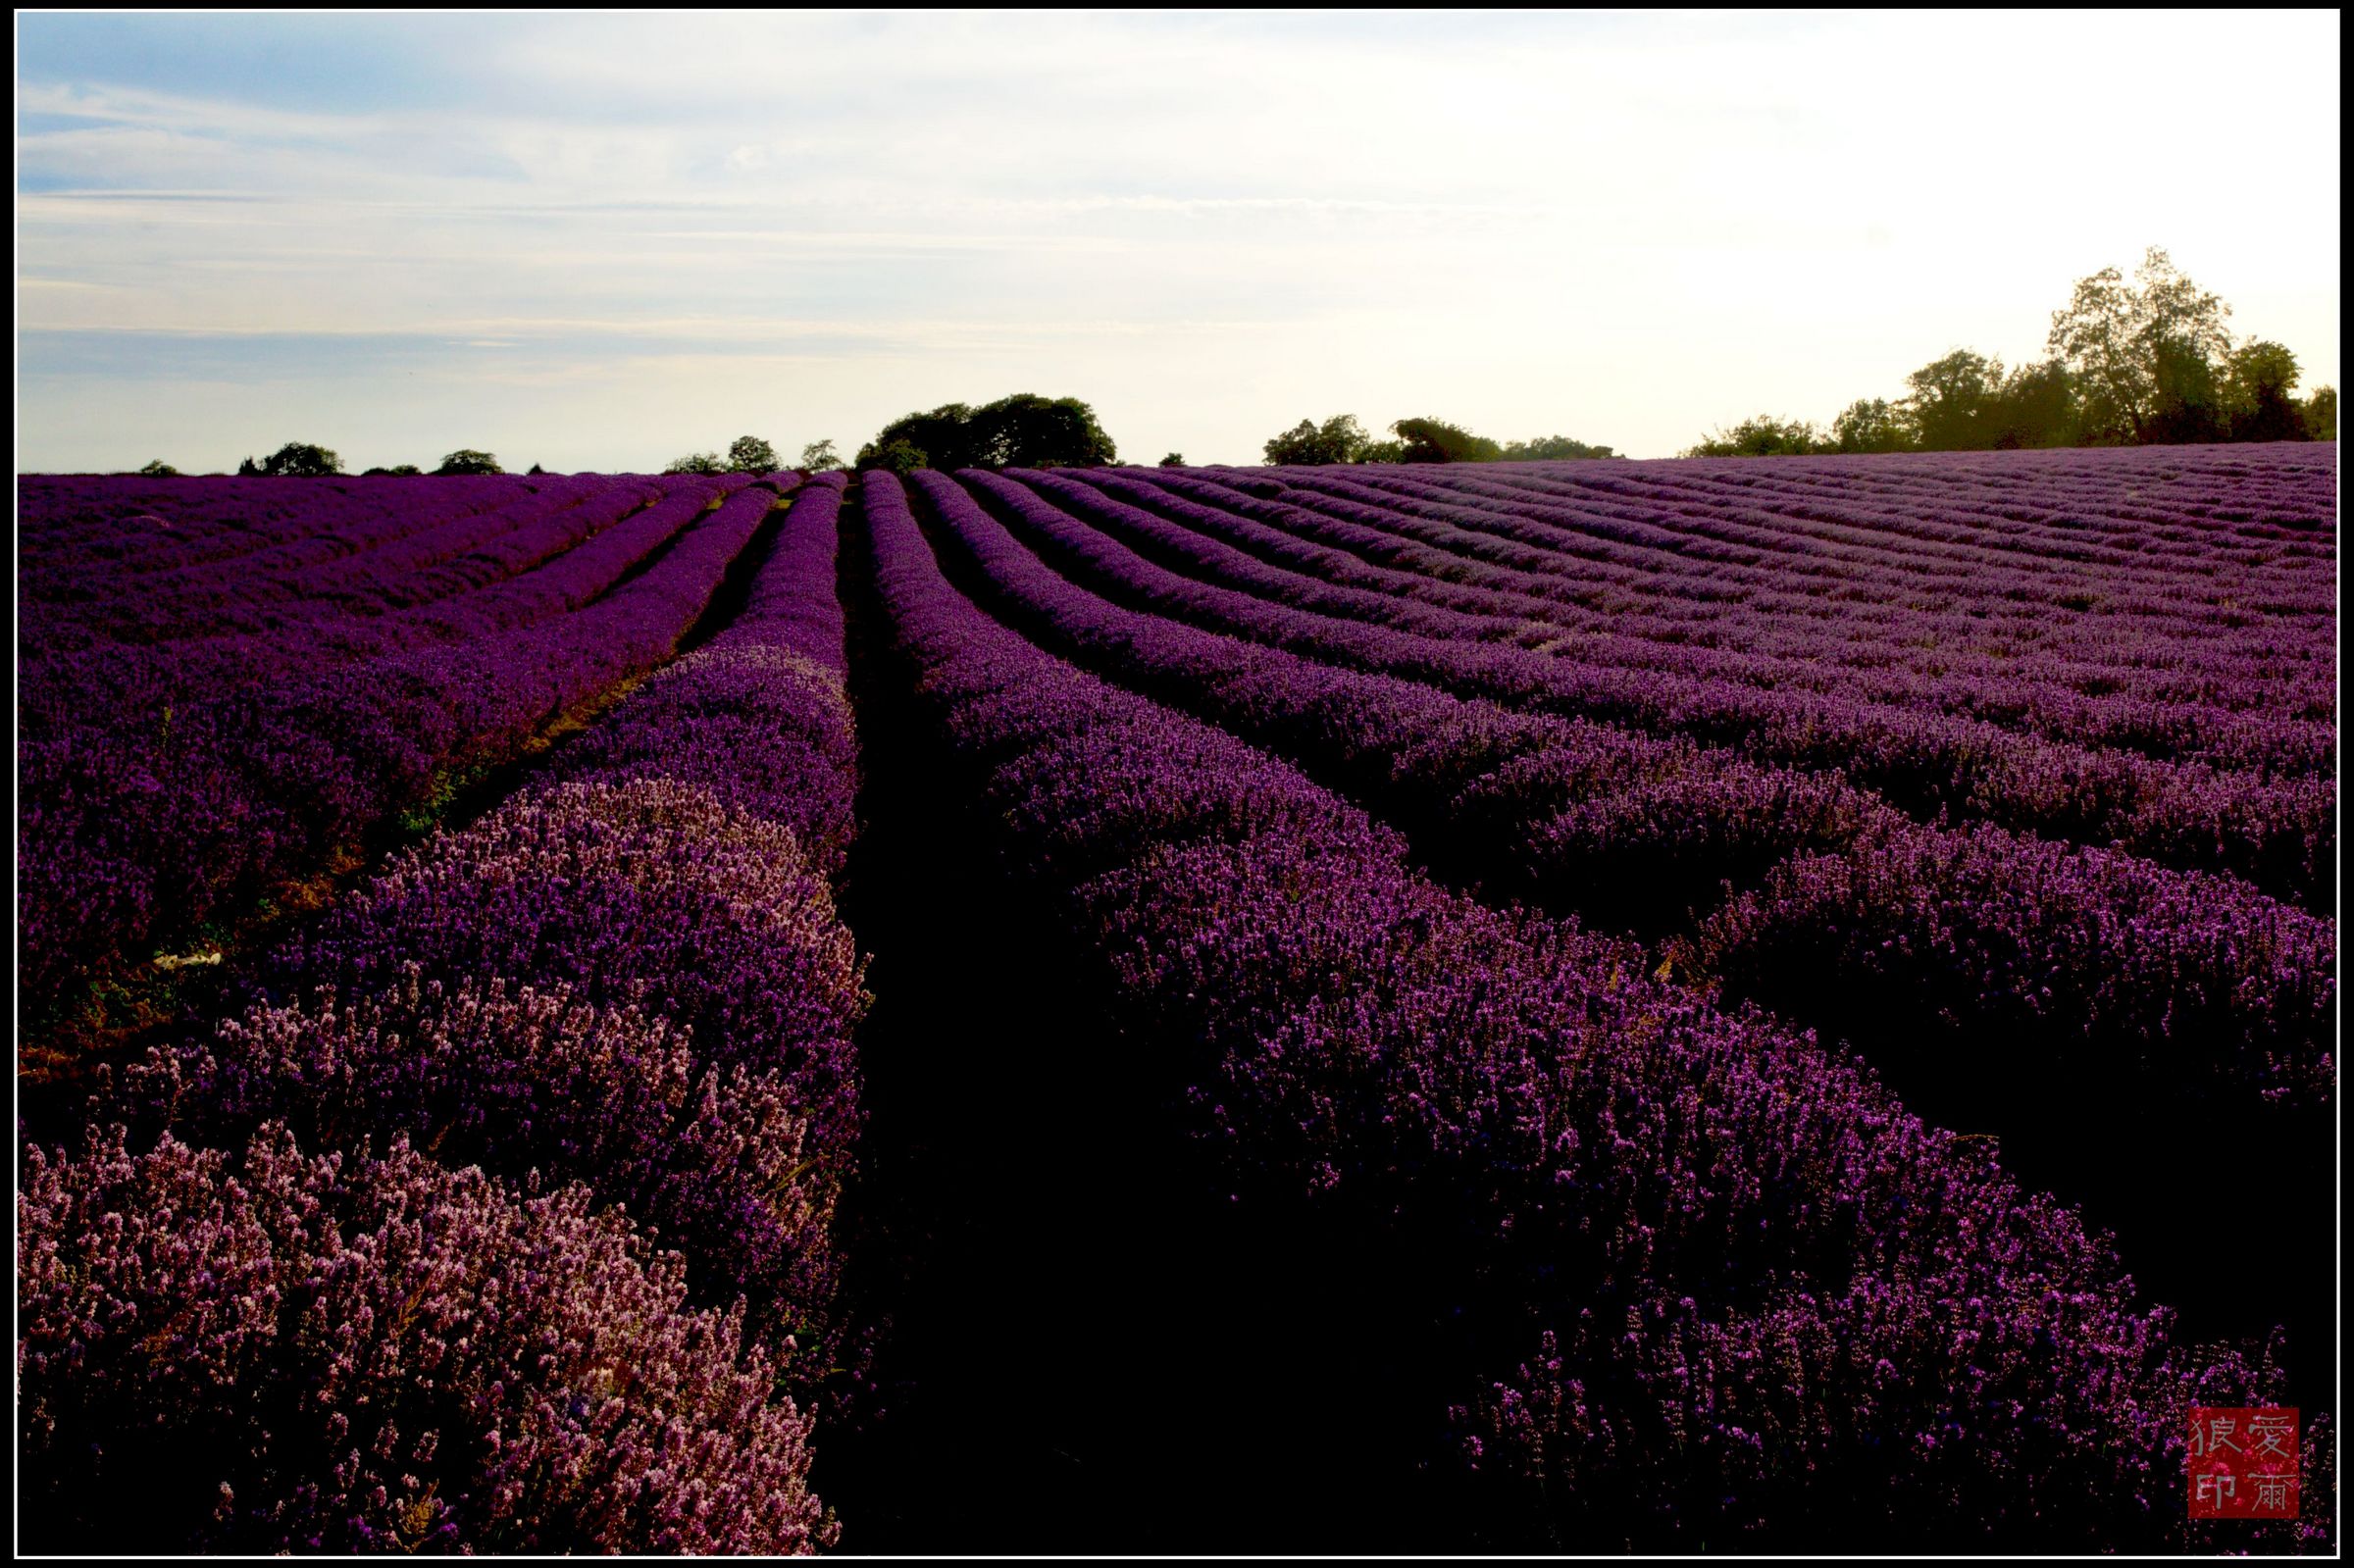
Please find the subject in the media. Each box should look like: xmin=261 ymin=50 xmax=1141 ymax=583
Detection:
xmin=16 ymin=11 xmax=2342 ymax=466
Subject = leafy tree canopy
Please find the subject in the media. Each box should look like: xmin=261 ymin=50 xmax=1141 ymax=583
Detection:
xmin=1159 ymin=452 xmax=1186 ymax=467
xmin=974 ymin=393 xmax=1118 ymax=468
xmin=435 ymin=449 xmax=504 ymax=476
xmin=1830 ymin=398 xmax=1914 ymax=455
xmin=135 ymin=459 xmax=179 ymax=477
xmin=1267 ymin=415 xmax=1609 ymax=465
xmin=2142 ymin=336 xmax=2226 ymax=445
xmin=2047 ymin=246 xmax=2231 ymax=443
xmin=727 ymin=435 xmax=780 ymax=474
xmin=1904 ymin=349 xmax=2006 ymax=451
xmin=856 ymin=394 xmax=1116 ymax=472
xmin=2221 ymin=338 xmax=2300 ymax=406
xmin=1390 ymin=416 xmax=1503 ymax=464
xmin=2301 ymin=385 xmax=2336 ymax=442
xmin=242 ymin=441 xmax=344 ymax=478
xmin=2218 ymin=339 xmax=2308 ymax=442
xmin=1689 ymin=247 xmax=2320 ymax=455
xmin=1684 ymin=416 xmax=1827 ymax=457
xmin=1988 ymin=360 xmax=2080 ymax=449
xmin=1264 ymin=415 xmax=1373 ymax=466
xmin=859 ymin=404 xmax=974 ymax=471
xmin=1498 ymin=434 xmax=1615 ymax=461
xmin=361 ymin=465 xmax=424 ymax=477
xmin=665 ymin=451 xmax=727 ymax=475
xmin=862 ymin=437 xmax=929 ymax=477
xmin=799 ymin=439 xmax=844 ymax=473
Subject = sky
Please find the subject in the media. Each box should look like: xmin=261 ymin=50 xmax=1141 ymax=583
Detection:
xmin=15 ymin=10 xmax=2343 ymax=470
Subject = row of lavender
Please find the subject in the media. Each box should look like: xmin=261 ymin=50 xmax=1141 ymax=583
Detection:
xmin=26 ymin=472 xmax=611 ymax=647
xmin=909 ymin=469 xmax=2333 ymax=1104
xmin=1129 ymin=462 xmax=2333 ymax=777
xmin=988 ymin=462 xmax=2332 ymax=907
xmin=903 ymin=467 xmax=2335 ymax=1375
xmin=19 ymin=472 xmax=775 ymax=1035
xmin=1376 ymin=450 xmax=2333 ymax=637
xmin=1130 ymin=453 xmax=2337 ymax=785
xmin=21 ymin=478 xmax=865 ymax=1551
xmin=1173 ymin=459 xmax=2326 ymax=719
xmin=1443 ymin=455 xmax=2331 ymax=609
xmin=858 ymin=471 xmax=2328 ymax=1548
xmin=22 ymin=472 xmax=557 ymax=589
xmin=1476 ymin=450 xmax=2334 ymax=583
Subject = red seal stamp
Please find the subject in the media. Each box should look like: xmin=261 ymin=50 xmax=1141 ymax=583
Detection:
xmin=2187 ymin=1407 xmax=2298 ymax=1519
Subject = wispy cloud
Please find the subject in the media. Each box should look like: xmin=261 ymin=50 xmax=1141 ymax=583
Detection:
xmin=16 ymin=11 xmax=2342 ymax=470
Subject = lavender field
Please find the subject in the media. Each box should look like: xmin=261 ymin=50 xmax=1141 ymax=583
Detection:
xmin=15 ymin=445 xmax=2338 ymax=1552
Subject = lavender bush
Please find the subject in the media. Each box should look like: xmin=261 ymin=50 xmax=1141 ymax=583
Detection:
xmin=994 ymin=462 xmax=2330 ymax=905
xmin=20 ymin=476 xmax=793 ymax=1029
xmin=16 ymin=445 xmax=2330 ymax=1552
xmin=907 ymin=466 xmax=2332 ymax=1118
xmin=858 ymin=468 xmax=2331 ymax=1548
xmin=18 ymin=1123 xmax=837 ymax=1554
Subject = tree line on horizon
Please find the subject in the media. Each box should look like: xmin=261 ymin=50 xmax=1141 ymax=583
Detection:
xmin=1687 ymin=247 xmax=2337 ymax=457
xmin=153 ymin=436 xmax=839 ymax=481
xmin=202 ymin=445 xmax=537 ymax=479
xmin=1260 ymin=415 xmax=1614 ymax=466
xmin=154 ymin=403 xmax=1120 ymax=481
xmin=128 ymin=249 xmax=2333 ymax=479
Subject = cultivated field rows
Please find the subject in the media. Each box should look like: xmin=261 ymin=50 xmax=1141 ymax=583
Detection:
xmin=15 ymin=447 xmax=2337 ymax=1551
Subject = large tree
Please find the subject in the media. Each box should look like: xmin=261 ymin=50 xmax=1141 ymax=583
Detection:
xmin=1497 ymin=433 xmax=1615 ymax=461
xmin=2301 ymin=385 xmax=2336 ymax=441
xmin=727 ymin=434 xmax=781 ymax=473
xmin=973 ymin=393 xmax=1118 ymax=468
xmin=798 ymin=439 xmax=844 ymax=473
xmin=434 ymin=449 xmax=504 ymax=476
xmin=1263 ymin=414 xmax=1372 ymax=466
xmin=1987 ymin=360 xmax=2080 ymax=449
xmin=2219 ymin=339 xmax=2307 ymax=443
xmin=1903 ymin=349 xmax=2005 ymax=450
xmin=863 ymin=437 xmax=927 ymax=476
xmin=2046 ymin=246 xmax=2231 ymax=443
xmin=1684 ymin=415 xmax=1826 ymax=457
xmin=1390 ymin=416 xmax=1503 ymax=464
xmin=241 ymin=441 xmax=344 ymax=478
xmin=857 ymin=403 xmax=978 ymax=471
xmin=857 ymin=394 xmax=1115 ymax=472
xmin=1830 ymin=397 xmax=1915 ymax=454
